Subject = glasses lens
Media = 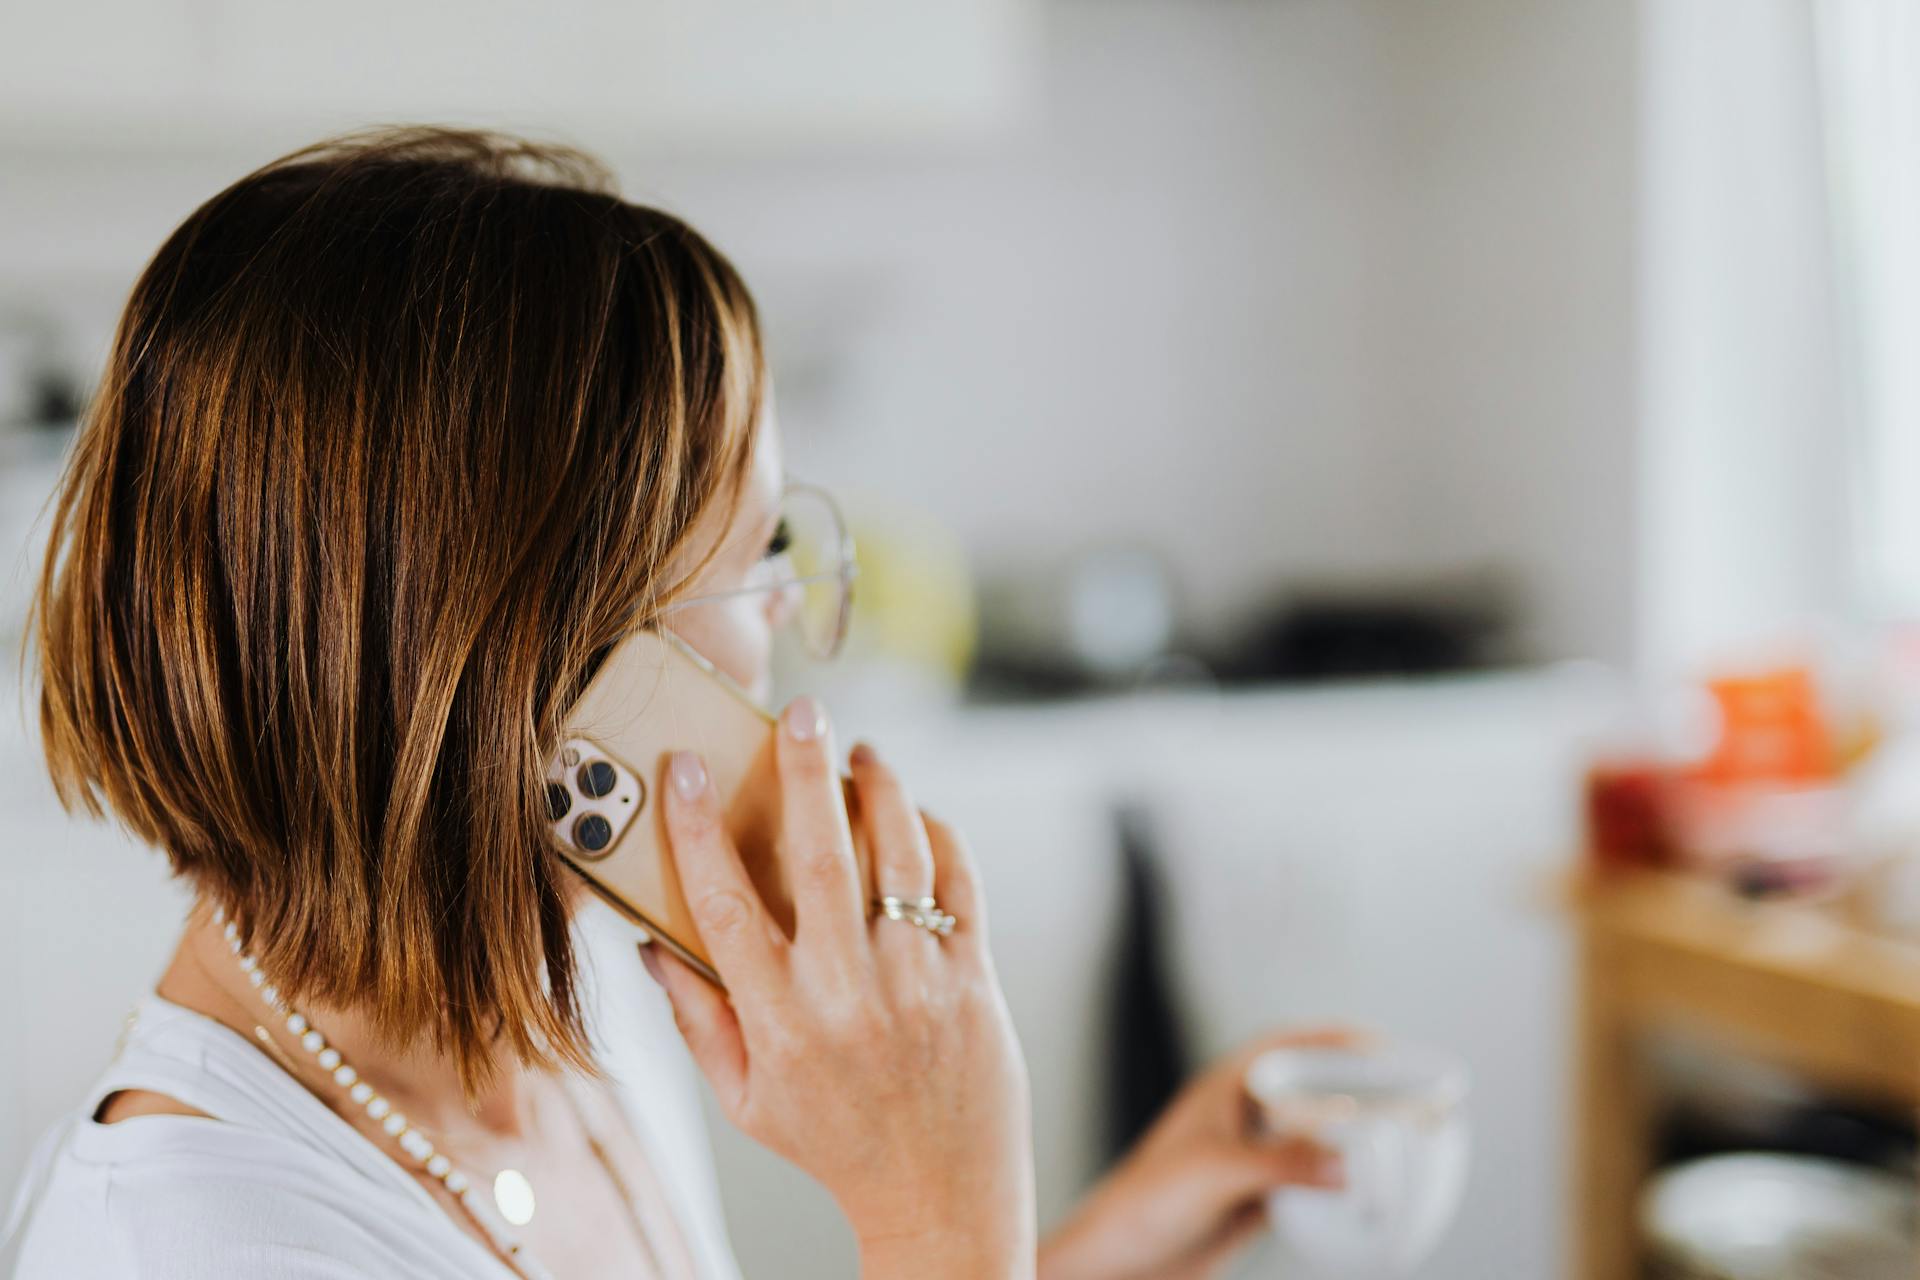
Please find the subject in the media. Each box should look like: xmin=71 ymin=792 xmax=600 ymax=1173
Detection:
xmin=774 ymin=485 xmax=852 ymax=660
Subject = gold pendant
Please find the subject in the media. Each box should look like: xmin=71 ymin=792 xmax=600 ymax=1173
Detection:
xmin=493 ymin=1168 xmax=537 ymax=1226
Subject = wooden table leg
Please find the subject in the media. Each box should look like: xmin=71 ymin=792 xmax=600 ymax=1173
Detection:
xmin=1574 ymin=926 xmax=1653 ymax=1280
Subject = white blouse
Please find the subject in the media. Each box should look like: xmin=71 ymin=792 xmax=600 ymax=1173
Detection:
xmin=3 ymin=900 xmax=744 ymax=1280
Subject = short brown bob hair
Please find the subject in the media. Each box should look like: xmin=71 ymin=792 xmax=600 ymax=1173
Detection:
xmin=30 ymin=126 xmax=764 ymax=1092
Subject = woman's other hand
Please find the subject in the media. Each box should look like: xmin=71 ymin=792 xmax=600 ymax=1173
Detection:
xmin=1037 ymin=1027 xmax=1360 ymax=1280
xmin=646 ymin=695 xmax=1036 ymax=1280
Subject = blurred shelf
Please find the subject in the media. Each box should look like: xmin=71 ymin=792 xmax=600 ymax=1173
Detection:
xmin=1564 ymin=868 xmax=1920 ymax=1280
xmin=1571 ymin=870 xmax=1920 ymax=1093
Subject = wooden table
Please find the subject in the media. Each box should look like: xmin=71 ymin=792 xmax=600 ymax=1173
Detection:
xmin=1569 ymin=869 xmax=1920 ymax=1279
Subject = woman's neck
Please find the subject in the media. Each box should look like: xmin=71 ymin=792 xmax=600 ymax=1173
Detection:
xmin=155 ymin=900 xmax=540 ymax=1143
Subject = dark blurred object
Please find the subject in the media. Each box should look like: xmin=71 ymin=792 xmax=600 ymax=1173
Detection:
xmin=1210 ymin=570 xmax=1515 ymax=682
xmin=0 ymin=310 xmax=81 ymax=430
xmin=1725 ymin=855 xmax=1841 ymax=901
xmin=1585 ymin=759 xmax=1676 ymax=872
xmin=964 ymin=652 xmax=1118 ymax=702
xmin=963 ymin=651 xmax=1217 ymax=703
xmin=1656 ymin=1086 xmax=1919 ymax=1175
xmin=25 ymin=366 xmax=83 ymax=428
xmin=1648 ymin=1030 xmax=1918 ymax=1187
xmin=1099 ymin=802 xmax=1193 ymax=1165
xmin=968 ymin=548 xmax=1212 ymax=702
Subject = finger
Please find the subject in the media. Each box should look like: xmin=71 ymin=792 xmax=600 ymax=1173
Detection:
xmin=1187 ymin=1137 xmax=1345 ymax=1207
xmin=1113 ymin=1140 xmax=1338 ymax=1280
xmin=921 ymin=808 xmax=988 ymax=948
xmin=850 ymin=741 xmax=935 ymax=898
xmin=644 ymin=942 xmax=749 ymax=1117
xmin=773 ymin=696 xmax=866 ymax=959
xmin=849 ymin=742 xmax=939 ymax=953
xmin=662 ymin=749 xmax=786 ymax=995
xmin=1256 ymin=1137 xmax=1345 ymax=1190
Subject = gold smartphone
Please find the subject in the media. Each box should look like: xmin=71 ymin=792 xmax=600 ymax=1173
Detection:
xmin=545 ymin=626 xmax=873 ymax=987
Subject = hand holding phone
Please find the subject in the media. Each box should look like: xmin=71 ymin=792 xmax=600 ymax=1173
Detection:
xmin=546 ymin=626 xmax=875 ymax=984
xmin=644 ymin=700 xmax=1038 ymax=1279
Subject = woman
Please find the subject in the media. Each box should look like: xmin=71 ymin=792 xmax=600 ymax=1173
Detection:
xmin=7 ymin=127 xmax=1343 ymax=1279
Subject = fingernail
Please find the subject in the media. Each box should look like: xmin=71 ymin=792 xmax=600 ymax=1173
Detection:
xmin=1312 ymin=1151 xmax=1346 ymax=1187
xmin=782 ymin=695 xmax=827 ymax=742
xmin=669 ymin=750 xmax=708 ymax=800
xmin=849 ymin=740 xmax=876 ymax=766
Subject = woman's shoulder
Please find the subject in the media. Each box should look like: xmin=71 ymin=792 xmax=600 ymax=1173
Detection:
xmin=6 ymin=997 xmax=505 ymax=1280
xmin=10 ymin=1107 xmax=506 ymax=1279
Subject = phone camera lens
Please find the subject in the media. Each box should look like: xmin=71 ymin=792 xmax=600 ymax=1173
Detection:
xmin=573 ymin=813 xmax=614 ymax=853
xmin=578 ymin=760 xmax=618 ymax=799
xmin=545 ymin=783 xmax=572 ymax=821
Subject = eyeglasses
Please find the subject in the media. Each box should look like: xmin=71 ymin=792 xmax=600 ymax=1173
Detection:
xmin=654 ymin=479 xmax=859 ymax=661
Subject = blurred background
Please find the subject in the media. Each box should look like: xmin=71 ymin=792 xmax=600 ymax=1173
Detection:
xmin=6 ymin=0 xmax=1920 ymax=1276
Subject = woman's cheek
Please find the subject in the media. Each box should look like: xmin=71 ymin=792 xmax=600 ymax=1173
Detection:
xmin=665 ymin=598 xmax=773 ymax=696
xmin=715 ymin=601 xmax=775 ymax=699
xmin=742 ymin=634 xmax=776 ymax=705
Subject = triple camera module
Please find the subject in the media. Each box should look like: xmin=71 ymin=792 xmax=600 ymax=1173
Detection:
xmin=544 ymin=740 xmax=643 ymax=860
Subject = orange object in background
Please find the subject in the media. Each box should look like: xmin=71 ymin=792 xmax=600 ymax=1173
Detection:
xmin=1692 ymin=667 xmax=1837 ymax=785
xmin=1581 ymin=665 xmax=1855 ymax=881
xmin=1662 ymin=666 xmax=1854 ymax=892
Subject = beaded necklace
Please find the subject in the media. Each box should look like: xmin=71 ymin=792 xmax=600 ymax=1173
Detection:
xmin=213 ymin=906 xmax=667 ymax=1280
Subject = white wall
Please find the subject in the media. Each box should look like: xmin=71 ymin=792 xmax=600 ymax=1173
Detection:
xmin=628 ymin=0 xmax=1643 ymax=665
xmin=0 ymin=0 xmax=1033 ymax=150
xmin=0 ymin=0 xmax=1642 ymax=665
xmin=1373 ymin=0 xmax=1641 ymax=666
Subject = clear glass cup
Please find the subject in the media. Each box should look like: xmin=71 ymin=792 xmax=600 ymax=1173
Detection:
xmin=1244 ymin=1042 xmax=1472 ymax=1277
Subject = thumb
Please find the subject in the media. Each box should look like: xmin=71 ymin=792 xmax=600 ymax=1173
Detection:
xmin=641 ymin=943 xmax=749 ymax=1116
xmin=1189 ymin=1137 xmax=1344 ymax=1206
xmin=1112 ymin=1139 xmax=1340 ymax=1275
